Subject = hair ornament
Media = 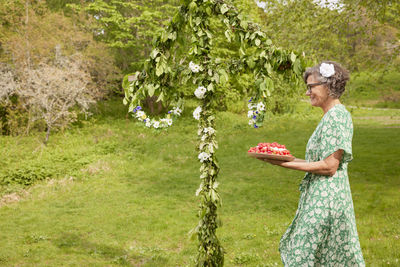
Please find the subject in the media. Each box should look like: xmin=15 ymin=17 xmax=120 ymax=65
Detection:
xmin=320 ymin=63 xmax=335 ymax=78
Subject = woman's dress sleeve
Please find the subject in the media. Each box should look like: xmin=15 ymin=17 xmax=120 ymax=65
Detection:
xmin=319 ymin=108 xmax=353 ymax=164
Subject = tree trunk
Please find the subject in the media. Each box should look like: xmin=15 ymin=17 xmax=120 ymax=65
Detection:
xmin=44 ymin=126 xmax=51 ymax=145
xmin=25 ymin=0 xmax=31 ymax=69
xmin=144 ymin=95 xmax=165 ymax=115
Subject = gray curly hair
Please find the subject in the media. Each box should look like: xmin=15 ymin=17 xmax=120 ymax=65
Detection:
xmin=303 ymin=61 xmax=350 ymax=99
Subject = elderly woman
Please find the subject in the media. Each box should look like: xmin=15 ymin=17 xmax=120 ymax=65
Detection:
xmin=263 ymin=61 xmax=365 ymax=266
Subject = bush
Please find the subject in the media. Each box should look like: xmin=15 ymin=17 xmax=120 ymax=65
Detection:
xmin=0 ymin=165 xmax=53 ymax=186
xmin=0 ymin=4 xmax=120 ymax=96
xmin=0 ymin=2 xmax=120 ymax=139
xmin=0 ymin=55 xmax=96 ymax=142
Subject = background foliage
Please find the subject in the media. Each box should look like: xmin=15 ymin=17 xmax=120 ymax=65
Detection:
xmin=0 ymin=0 xmax=399 ymax=134
xmin=0 ymin=0 xmax=118 ymax=138
xmin=257 ymin=0 xmax=400 ymax=71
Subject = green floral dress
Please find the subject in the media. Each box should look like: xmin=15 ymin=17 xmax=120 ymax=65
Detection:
xmin=279 ymin=104 xmax=365 ymax=266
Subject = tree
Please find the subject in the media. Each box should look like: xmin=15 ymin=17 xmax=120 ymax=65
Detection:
xmin=0 ymin=0 xmax=117 ymax=136
xmin=256 ymin=0 xmax=399 ymax=71
xmin=20 ymin=55 xmax=94 ymax=144
xmin=124 ymin=0 xmax=305 ymax=265
xmin=67 ymin=0 xmax=183 ymax=72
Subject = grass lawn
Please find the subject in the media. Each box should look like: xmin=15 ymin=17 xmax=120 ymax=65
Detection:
xmin=0 ymin=99 xmax=399 ymax=266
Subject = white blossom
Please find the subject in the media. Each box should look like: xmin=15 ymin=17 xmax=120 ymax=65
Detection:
xmin=145 ymin=120 xmax=152 ymax=127
xmin=203 ymin=127 xmax=215 ymax=135
xmin=171 ymin=107 xmax=182 ymax=116
xmin=175 ymin=107 xmax=182 ymax=114
xmin=136 ymin=110 xmax=145 ymax=118
xmin=248 ymin=119 xmax=255 ymax=125
xmin=257 ymin=102 xmax=265 ymax=111
xmin=248 ymin=103 xmax=256 ymax=109
xmin=160 ymin=119 xmax=169 ymax=127
xmin=193 ymin=106 xmax=202 ymax=120
xmin=189 ymin=61 xmax=201 ymax=73
xmin=153 ymin=121 xmax=160 ymax=128
xmin=247 ymin=110 xmax=254 ymax=118
xmin=198 ymin=152 xmax=210 ymax=162
xmin=194 ymin=86 xmax=207 ymax=99
xmin=320 ymin=63 xmax=335 ymax=77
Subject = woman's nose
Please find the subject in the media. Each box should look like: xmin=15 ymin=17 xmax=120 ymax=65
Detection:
xmin=306 ymin=90 xmax=311 ymax=96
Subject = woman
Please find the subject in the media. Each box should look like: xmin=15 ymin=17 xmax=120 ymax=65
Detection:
xmin=263 ymin=61 xmax=365 ymax=266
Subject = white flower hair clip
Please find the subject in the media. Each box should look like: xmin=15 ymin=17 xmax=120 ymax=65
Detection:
xmin=320 ymin=63 xmax=335 ymax=78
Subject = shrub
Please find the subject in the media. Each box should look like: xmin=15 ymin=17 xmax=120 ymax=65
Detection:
xmin=0 ymin=2 xmax=120 ymax=139
xmin=0 ymin=54 xmax=96 ymax=143
xmin=0 ymin=165 xmax=53 ymax=186
xmin=22 ymin=55 xmax=96 ymax=143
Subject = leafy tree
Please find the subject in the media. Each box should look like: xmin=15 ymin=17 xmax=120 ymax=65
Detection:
xmin=257 ymin=0 xmax=399 ymax=71
xmin=67 ymin=0 xmax=183 ymax=72
xmin=348 ymin=0 xmax=400 ymax=27
xmin=0 ymin=0 xmax=118 ymax=136
xmin=44 ymin=0 xmax=81 ymax=11
xmin=344 ymin=0 xmax=400 ymax=68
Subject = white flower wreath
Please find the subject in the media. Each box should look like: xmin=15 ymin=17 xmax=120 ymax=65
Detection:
xmin=132 ymin=105 xmax=182 ymax=129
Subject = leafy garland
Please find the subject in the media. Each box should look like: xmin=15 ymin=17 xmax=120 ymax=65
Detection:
xmin=123 ymin=0 xmax=304 ymax=265
xmin=130 ymin=105 xmax=182 ymax=128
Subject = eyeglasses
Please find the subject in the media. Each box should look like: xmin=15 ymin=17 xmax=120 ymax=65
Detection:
xmin=306 ymin=82 xmax=326 ymax=92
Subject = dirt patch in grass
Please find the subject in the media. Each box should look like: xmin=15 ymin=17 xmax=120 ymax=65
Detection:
xmin=82 ymin=160 xmax=111 ymax=175
xmin=0 ymin=176 xmax=76 ymax=207
xmin=0 ymin=191 xmax=29 ymax=207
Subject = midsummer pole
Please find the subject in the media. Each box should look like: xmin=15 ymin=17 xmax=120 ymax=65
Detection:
xmin=123 ymin=1 xmax=304 ymax=266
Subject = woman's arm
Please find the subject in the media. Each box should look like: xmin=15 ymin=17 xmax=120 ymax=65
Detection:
xmin=293 ymin=158 xmax=307 ymax=162
xmin=261 ymin=149 xmax=343 ymax=176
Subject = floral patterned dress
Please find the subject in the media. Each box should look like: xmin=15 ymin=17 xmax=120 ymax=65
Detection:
xmin=279 ymin=104 xmax=365 ymax=266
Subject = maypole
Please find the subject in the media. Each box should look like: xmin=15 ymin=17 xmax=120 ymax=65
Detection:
xmin=123 ymin=0 xmax=305 ymax=265
xmin=185 ymin=1 xmax=225 ymax=263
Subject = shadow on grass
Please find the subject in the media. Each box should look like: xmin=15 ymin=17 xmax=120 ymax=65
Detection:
xmin=91 ymin=97 xmax=130 ymax=121
xmin=53 ymin=232 xmax=169 ymax=266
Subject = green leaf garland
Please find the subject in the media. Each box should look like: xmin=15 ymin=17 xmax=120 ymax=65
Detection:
xmin=123 ymin=0 xmax=305 ymax=265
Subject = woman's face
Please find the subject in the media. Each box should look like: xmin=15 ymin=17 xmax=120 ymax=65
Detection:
xmin=306 ymin=75 xmax=329 ymax=108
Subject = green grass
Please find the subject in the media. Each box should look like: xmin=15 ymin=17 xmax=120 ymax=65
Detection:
xmin=0 ymin=99 xmax=399 ymax=266
xmin=341 ymin=70 xmax=400 ymax=108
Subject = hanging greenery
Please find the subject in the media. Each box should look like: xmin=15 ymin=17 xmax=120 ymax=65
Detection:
xmin=123 ymin=0 xmax=305 ymax=265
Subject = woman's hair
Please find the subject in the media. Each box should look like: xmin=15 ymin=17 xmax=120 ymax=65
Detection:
xmin=303 ymin=61 xmax=350 ymax=99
